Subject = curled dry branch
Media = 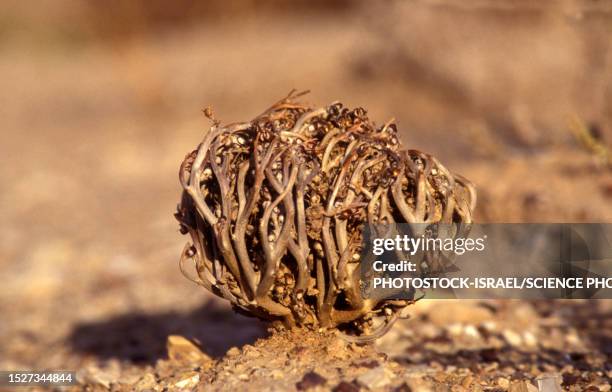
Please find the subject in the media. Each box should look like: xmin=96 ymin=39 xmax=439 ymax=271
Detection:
xmin=175 ymin=92 xmax=476 ymax=338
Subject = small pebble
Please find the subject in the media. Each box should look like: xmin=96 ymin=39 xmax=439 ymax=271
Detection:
xmin=481 ymin=321 xmax=498 ymax=332
xmin=461 ymin=375 xmax=473 ymax=388
xmin=356 ymin=366 xmax=394 ymax=390
xmin=447 ymin=323 xmax=464 ymax=336
xmin=502 ymin=329 xmax=523 ymax=347
xmin=464 ymin=325 xmax=481 ymax=339
xmin=523 ymin=331 xmax=538 ymax=347
xmin=497 ymin=377 xmax=510 ymax=389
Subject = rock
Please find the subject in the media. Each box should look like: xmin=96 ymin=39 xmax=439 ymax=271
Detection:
xmin=243 ymin=344 xmax=260 ymax=358
xmin=464 ymin=325 xmax=481 ymax=339
xmin=508 ymin=380 xmax=535 ymax=392
xmin=167 ymin=335 xmax=211 ymax=364
xmin=447 ymin=323 xmax=464 ymax=336
xmin=134 ymin=373 xmax=158 ymax=391
xmin=174 ymin=372 xmax=200 ymax=389
xmin=86 ymin=372 xmax=113 ymax=389
xmin=566 ymin=332 xmax=582 ymax=346
xmin=461 ymin=375 xmax=474 ymax=388
xmin=226 ymin=346 xmax=241 ymax=357
xmin=526 ymin=383 xmax=538 ymax=392
xmin=118 ymin=371 xmax=142 ymax=386
xmin=296 ymin=371 xmax=327 ymax=390
xmin=502 ymin=329 xmax=523 ymax=347
xmin=535 ymin=374 xmax=563 ymax=392
xmin=483 ymin=362 xmax=499 ymax=373
xmin=77 ymin=363 xmax=120 ymax=389
xmin=497 ymin=377 xmax=510 ymax=389
xmin=356 ymin=366 xmax=394 ymax=390
xmin=481 ymin=321 xmax=498 ymax=332
xmin=523 ymin=331 xmax=538 ymax=347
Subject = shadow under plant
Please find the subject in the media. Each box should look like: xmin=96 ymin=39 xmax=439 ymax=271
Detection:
xmin=68 ymin=300 xmax=267 ymax=364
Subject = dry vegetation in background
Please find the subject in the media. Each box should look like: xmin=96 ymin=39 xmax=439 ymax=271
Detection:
xmin=0 ymin=0 xmax=611 ymax=390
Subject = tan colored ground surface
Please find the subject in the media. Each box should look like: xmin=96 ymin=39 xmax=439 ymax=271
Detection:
xmin=0 ymin=1 xmax=611 ymax=391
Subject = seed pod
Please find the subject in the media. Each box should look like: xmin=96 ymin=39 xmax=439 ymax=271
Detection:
xmin=176 ymin=92 xmax=476 ymax=337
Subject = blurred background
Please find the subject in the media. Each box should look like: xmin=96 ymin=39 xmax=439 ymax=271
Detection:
xmin=1 ymin=0 xmax=611 ymax=380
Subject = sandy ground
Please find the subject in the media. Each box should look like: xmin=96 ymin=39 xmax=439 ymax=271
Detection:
xmin=1 ymin=1 xmax=611 ymax=391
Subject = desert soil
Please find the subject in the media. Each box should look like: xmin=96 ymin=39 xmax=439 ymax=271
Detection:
xmin=0 ymin=1 xmax=611 ymax=391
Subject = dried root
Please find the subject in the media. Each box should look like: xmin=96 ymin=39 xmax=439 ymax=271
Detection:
xmin=175 ymin=91 xmax=476 ymax=337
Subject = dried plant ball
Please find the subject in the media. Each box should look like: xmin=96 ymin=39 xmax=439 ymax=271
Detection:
xmin=176 ymin=92 xmax=476 ymax=339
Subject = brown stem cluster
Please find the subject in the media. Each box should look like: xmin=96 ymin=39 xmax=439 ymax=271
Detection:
xmin=175 ymin=92 xmax=476 ymax=338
